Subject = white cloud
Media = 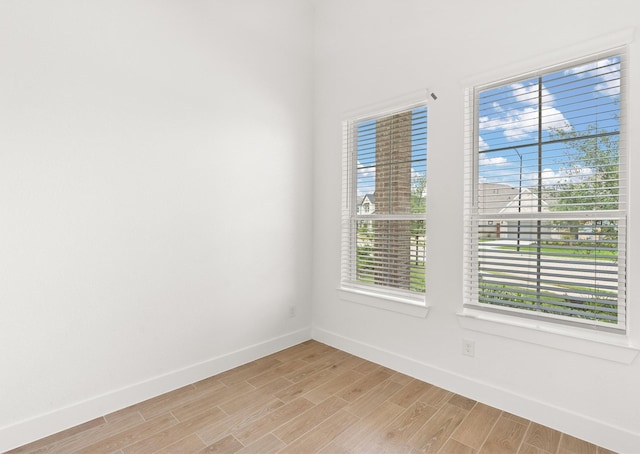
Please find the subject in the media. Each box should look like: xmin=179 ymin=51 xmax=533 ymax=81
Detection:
xmin=596 ymin=78 xmax=620 ymax=97
xmin=480 ymin=105 xmax=569 ymax=142
xmin=565 ymin=58 xmax=621 ymax=97
xmin=479 ymin=155 xmax=507 ymax=166
xmin=357 ymin=160 xmax=375 ymax=178
xmin=503 ymin=107 xmax=539 ymax=140
xmin=479 ymin=136 xmax=489 ymax=151
xmin=565 ymin=58 xmax=615 ymax=78
xmin=511 ymin=82 xmax=555 ymax=105
xmin=479 ymin=81 xmax=570 ymax=142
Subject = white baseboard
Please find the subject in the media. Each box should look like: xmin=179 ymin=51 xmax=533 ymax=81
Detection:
xmin=0 ymin=328 xmax=311 ymax=453
xmin=312 ymin=327 xmax=640 ymax=454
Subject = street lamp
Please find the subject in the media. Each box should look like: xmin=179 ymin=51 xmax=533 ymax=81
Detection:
xmin=514 ymin=148 xmax=523 ymax=251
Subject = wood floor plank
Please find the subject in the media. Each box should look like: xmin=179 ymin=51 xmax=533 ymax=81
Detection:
xmin=524 ymin=422 xmax=562 ymax=453
xmin=277 ymin=408 xmax=359 ymax=454
xmin=389 ymin=378 xmax=434 ymax=408
xmin=224 ymin=398 xmax=286 ymax=436
xmin=232 ymin=397 xmax=316 ymax=445
xmin=388 ymin=371 xmax=415 ymax=386
xmin=451 ymin=402 xmax=502 ymax=450
xmin=217 ymin=357 xmax=282 ymax=386
xmin=337 ymin=368 xmax=392 ymax=402
xmin=440 ymin=438 xmax=478 ymax=454
xmin=154 ymin=434 xmax=206 ymax=454
xmin=331 ymin=351 xmax=367 ymax=371
xmin=352 ymin=358 xmax=383 ymax=375
xmin=557 ymin=433 xmax=598 ymax=454
xmin=77 ymin=413 xmax=179 ymax=454
xmin=448 ymin=393 xmax=477 ymax=411
xmin=519 ymin=443 xmax=550 ymax=454
xmin=419 ymin=384 xmax=455 ymax=408
xmin=354 ymin=435 xmax=416 ymax=453
xmin=245 ymin=358 xmax=308 ymax=388
xmin=501 ymin=411 xmax=531 ymax=426
xmin=319 ymin=400 xmax=406 ymax=454
xmin=258 ymin=341 xmax=327 ymax=364
xmin=284 ymin=349 xmax=350 ymax=383
xmin=297 ymin=342 xmax=340 ymax=363
xmin=408 ymin=402 xmax=469 ymax=454
xmin=323 ymin=351 xmax=370 ymax=376
xmin=219 ymin=377 xmax=291 ymax=415
xmin=191 ymin=375 xmax=225 ymax=390
xmin=370 ymin=401 xmax=438 ymax=446
xmin=303 ymin=369 xmax=365 ymax=404
xmin=345 ymin=378 xmax=405 ymax=418
xmin=597 ymin=447 xmax=618 ymax=454
xmin=132 ymin=384 xmax=201 ymax=421
xmin=104 ymin=408 xmax=144 ymax=424
xmin=273 ymin=395 xmax=348 ymax=444
xmin=275 ymin=368 xmax=337 ymax=403
xmin=43 ymin=412 xmax=145 ymax=454
xmin=5 ymin=417 xmax=105 ymax=454
xmin=196 ymin=398 xmax=284 ymax=446
xmin=120 ymin=410 xmax=224 ymax=454
xmin=478 ymin=415 xmax=528 ymax=454
xmin=199 ymin=434 xmax=244 ymax=453
xmin=171 ymin=380 xmax=254 ymax=422
xmin=235 ymin=434 xmax=285 ymax=454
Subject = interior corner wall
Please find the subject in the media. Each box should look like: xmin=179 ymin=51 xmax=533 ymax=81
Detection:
xmin=0 ymin=0 xmax=314 ymax=451
xmin=311 ymin=0 xmax=640 ymax=452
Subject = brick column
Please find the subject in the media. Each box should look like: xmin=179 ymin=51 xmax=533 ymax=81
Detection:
xmin=373 ymin=111 xmax=413 ymax=289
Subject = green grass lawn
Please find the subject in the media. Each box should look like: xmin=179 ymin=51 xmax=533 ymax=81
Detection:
xmin=495 ymin=243 xmax=617 ymax=260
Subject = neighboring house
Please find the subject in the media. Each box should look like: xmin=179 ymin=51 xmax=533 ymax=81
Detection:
xmin=357 ymin=193 xmax=375 ymax=215
xmin=478 ymin=183 xmax=549 ymax=241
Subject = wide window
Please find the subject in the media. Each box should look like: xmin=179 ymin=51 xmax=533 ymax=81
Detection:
xmin=464 ymin=51 xmax=626 ymax=330
xmin=341 ymin=102 xmax=428 ymax=303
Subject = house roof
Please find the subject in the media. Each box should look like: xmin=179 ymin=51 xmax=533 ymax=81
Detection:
xmin=479 ymin=183 xmax=548 ymax=215
xmin=359 ymin=193 xmax=375 ymax=205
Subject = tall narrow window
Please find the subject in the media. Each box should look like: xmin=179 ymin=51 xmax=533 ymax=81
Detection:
xmin=342 ymin=103 xmax=428 ymax=302
xmin=464 ymin=51 xmax=626 ymax=330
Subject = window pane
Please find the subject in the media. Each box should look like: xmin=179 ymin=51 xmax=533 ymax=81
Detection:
xmin=344 ymin=103 xmax=428 ymax=297
xmin=477 ymin=219 xmax=621 ymax=323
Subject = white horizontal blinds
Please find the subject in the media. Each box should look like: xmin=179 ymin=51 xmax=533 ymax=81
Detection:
xmin=342 ymin=104 xmax=427 ymax=296
xmin=463 ymin=89 xmax=479 ymax=314
xmin=470 ymin=51 xmax=626 ymax=329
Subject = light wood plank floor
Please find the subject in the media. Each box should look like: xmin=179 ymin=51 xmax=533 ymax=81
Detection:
xmin=8 ymin=340 xmax=617 ymax=454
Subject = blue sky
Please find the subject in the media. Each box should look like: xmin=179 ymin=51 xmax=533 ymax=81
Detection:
xmin=477 ymin=55 xmax=621 ymax=188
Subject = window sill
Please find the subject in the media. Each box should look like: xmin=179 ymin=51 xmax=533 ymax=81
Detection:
xmin=338 ymin=286 xmax=429 ymax=318
xmin=457 ymin=308 xmax=640 ymax=364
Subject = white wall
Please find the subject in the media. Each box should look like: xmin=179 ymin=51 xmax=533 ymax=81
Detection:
xmin=311 ymin=1 xmax=640 ymax=452
xmin=0 ymin=0 xmax=314 ymax=450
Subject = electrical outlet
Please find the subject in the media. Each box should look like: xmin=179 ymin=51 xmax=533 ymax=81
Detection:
xmin=462 ymin=339 xmax=475 ymax=357
xmin=289 ymin=306 xmax=296 ymax=318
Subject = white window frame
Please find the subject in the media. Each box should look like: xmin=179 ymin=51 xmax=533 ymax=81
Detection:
xmin=339 ymin=92 xmax=430 ymax=317
xmin=459 ymin=36 xmax=639 ymax=363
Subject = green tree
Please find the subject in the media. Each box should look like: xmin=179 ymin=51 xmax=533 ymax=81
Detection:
xmin=548 ymin=125 xmax=619 ymax=212
xmin=410 ymin=175 xmax=426 ymax=267
xmin=411 ymin=174 xmax=427 ymax=214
